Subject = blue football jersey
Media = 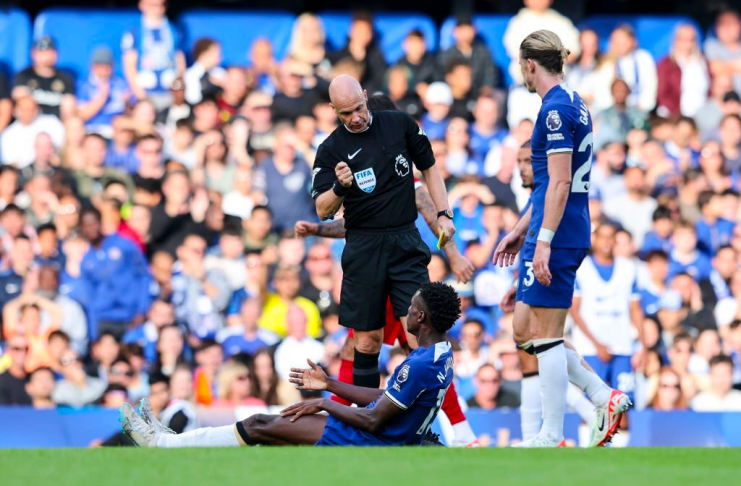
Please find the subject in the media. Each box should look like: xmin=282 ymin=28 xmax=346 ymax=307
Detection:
xmin=316 ymin=341 xmax=454 ymax=446
xmin=527 ymin=84 xmax=593 ymax=249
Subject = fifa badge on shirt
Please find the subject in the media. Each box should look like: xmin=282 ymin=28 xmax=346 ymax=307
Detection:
xmin=546 ymin=110 xmax=562 ymax=131
xmin=353 ymin=168 xmax=376 ymax=193
xmin=395 ymin=154 xmax=410 ymax=177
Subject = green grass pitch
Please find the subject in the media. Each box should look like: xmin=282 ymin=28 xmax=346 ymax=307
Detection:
xmin=3 ymin=447 xmax=740 ymax=486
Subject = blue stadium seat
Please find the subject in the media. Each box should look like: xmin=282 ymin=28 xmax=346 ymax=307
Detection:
xmin=178 ymin=10 xmax=295 ymax=66
xmin=34 ymin=8 xmax=141 ymax=80
xmin=439 ymin=16 xmax=513 ymax=86
xmin=0 ymin=8 xmax=32 ymax=76
xmin=319 ymin=12 xmax=438 ymax=64
xmin=579 ymin=15 xmax=704 ymax=62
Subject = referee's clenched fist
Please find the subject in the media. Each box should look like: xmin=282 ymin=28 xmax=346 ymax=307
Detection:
xmin=310 ymin=75 xmax=456 ymax=390
xmin=335 ymin=162 xmax=353 ymax=187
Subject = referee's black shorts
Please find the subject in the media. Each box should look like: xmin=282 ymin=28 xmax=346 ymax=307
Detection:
xmin=339 ymin=225 xmax=431 ymax=332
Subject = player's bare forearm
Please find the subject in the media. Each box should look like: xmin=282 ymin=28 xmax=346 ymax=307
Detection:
xmin=316 ymin=190 xmax=345 ymax=220
xmin=326 ymin=377 xmax=384 ymax=406
xmin=415 ymin=185 xmax=439 ymax=233
xmin=630 ymin=300 xmax=646 ymax=346
xmin=512 ymin=205 xmax=532 ymax=238
xmin=542 ymin=178 xmax=571 ymax=235
xmin=320 ymin=395 xmax=402 ymax=433
xmin=317 ymin=219 xmax=347 ymax=238
xmin=420 ymin=165 xmax=450 ymax=213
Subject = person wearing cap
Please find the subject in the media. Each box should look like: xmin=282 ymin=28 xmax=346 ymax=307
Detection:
xmin=13 ymin=36 xmax=76 ymax=120
xmin=420 ymin=81 xmax=453 ymax=141
xmin=121 ymin=0 xmax=185 ymax=111
xmin=437 ymin=16 xmax=497 ymax=96
xmin=77 ymin=47 xmax=130 ymax=138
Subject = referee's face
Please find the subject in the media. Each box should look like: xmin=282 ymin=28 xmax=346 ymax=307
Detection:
xmin=331 ymin=91 xmax=370 ymax=132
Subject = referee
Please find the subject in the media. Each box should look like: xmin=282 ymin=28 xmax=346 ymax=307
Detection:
xmin=311 ymin=75 xmax=456 ymax=389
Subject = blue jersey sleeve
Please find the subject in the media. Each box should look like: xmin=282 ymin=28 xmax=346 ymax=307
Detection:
xmin=543 ymin=106 xmax=575 ymax=156
xmin=384 ymin=357 xmax=429 ymax=410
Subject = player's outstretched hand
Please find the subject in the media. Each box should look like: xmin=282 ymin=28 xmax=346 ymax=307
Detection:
xmin=280 ymin=398 xmax=326 ymax=422
xmin=335 ymin=161 xmax=353 ymax=187
xmin=289 ymin=359 xmax=328 ymax=391
xmin=449 ymin=253 xmax=474 ymax=283
xmin=294 ymin=221 xmax=319 ymax=238
xmin=533 ymin=241 xmax=552 ymax=286
xmin=493 ymin=231 xmax=525 ymax=268
xmin=500 ymin=285 xmax=517 ymax=313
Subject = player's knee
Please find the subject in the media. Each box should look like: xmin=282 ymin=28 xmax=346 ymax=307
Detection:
xmin=354 ymin=331 xmax=383 ymax=354
xmin=243 ymin=414 xmax=275 ymax=434
xmin=340 ymin=336 xmax=356 ymax=360
xmin=513 ymin=327 xmax=531 ymax=346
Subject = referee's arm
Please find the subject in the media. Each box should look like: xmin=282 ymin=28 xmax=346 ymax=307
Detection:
xmin=312 ymin=147 xmax=353 ymax=220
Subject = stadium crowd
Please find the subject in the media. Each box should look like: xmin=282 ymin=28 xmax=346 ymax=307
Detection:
xmin=2 ymin=0 xmax=741 ymax=436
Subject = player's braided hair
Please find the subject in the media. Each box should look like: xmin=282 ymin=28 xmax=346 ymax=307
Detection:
xmin=418 ymin=282 xmax=461 ymax=334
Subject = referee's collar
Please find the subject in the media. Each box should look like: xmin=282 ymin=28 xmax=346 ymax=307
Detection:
xmin=343 ymin=112 xmax=373 ymax=134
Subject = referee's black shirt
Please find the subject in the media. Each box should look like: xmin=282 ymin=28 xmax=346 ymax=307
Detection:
xmin=311 ymin=110 xmax=435 ymax=231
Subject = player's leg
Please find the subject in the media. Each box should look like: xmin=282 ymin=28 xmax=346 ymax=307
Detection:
xmin=518 ymin=348 xmax=542 ymax=442
xmin=332 ymin=331 xmax=356 ymax=405
xmin=234 ymin=414 xmax=327 ymax=446
xmin=339 ymin=232 xmax=387 ymax=389
xmin=567 ymin=343 xmax=612 ymax=408
xmin=607 ymin=355 xmax=634 ymax=447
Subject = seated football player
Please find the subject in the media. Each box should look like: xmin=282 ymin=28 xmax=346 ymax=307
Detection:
xmin=120 ymin=282 xmax=460 ymax=447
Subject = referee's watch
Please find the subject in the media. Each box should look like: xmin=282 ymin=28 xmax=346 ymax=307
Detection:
xmin=437 ymin=209 xmax=454 ymax=220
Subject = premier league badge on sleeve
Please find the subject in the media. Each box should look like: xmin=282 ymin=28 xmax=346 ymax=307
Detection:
xmin=395 ymin=154 xmax=410 ymax=177
xmin=546 ymin=110 xmax=562 ymax=131
xmin=397 ymin=365 xmax=410 ymax=383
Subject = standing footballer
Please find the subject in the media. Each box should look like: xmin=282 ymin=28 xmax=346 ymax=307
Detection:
xmin=312 ymin=75 xmax=455 ymax=391
xmin=494 ymin=30 xmax=631 ymax=447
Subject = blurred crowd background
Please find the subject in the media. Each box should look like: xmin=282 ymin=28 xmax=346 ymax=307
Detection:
xmin=1 ymin=0 xmax=741 ymax=446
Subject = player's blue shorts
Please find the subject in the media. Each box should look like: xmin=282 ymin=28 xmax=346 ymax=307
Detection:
xmin=515 ymin=243 xmax=588 ymax=308
xmin=315 ymin=416 xmax=386 ymax=446
xmin=584 ymin=355 xmax=635 ymax=402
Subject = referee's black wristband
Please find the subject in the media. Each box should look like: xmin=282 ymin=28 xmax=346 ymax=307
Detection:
xmin=332 ymin=180 xmax=351 ymax=197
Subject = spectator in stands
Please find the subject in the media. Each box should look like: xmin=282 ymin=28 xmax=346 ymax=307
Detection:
xmin=253 ymin=348 xmax=300 ymax=406
xmin=689 ymin=329 xmax=722 ymax=382
xmin=657 ymin=24 xmax=709 ymax=118
xmin=194 ymin=129 xmax=235 ymax=195
xmin=692 ymin=354 xmax=741 ymax=410
xmin=421 ymin=82 xmax=453 ymax=141
xmin=216 ymin=67 xmax=249 ymax=125
xmin=696 ymin=191 xmax=735 ymax=256
xmin=273 ymin=305 xmax=324 ymax=380
xmin=608 ymin=25 xmax=658 ymax=112
xmin=53 ymin=348 xmax=106 ymax=408
xmin=1 ymin=96 xmax=65 ymax=168
xmin=594 ymin=79 xmax=648 ymax=149
xmin=26 ymin=367 xmax=56 ymax=409
xmin=397 ymin=30 xmax=436 ymax=100
xmin=13 ymin=36 xmax=75 ymax=120
xmin=148 ymin=170 xmax=208 ymax=257
xmin=221 ymin=297 xmax=278 ymax=358
xmin=695 ymin=74 xmax=735 ymax=140
xmin=168 ymin=364 xmax=193 ymax=402
xmin=329 ymin=11 xmax=386 ymax=94
xmin=0 ymin=336 xmax=32 ymax=405
xmin=648 ymin=367 xmax=688 ymax=410
xmin=105 ymin=116 xmax=137 ymax=172
xmin=121 ymin=343 xmax=149 ymax=400
xmin=123 ymin=299 xmax=175 ymax=364
xmin=385 ymin=65 xmax=421 ymax=117
xmin=212 ymin=359 xmax=266 ymax=408
xmin=152 ymin=325 xmax=187 ymax=377
xmin=467 ymin=364 xmax=505 ymax=410
xmin=190 ymin=96 xmax=221 ymax=136
xmin=439 ymin=16 xmax=497 ymax=97
xmin=0 ymin=166 xmax=19 ymax=209
xmin=171 ymin=233 xmax=230 ymax=340
xmin=699 ymin=142 xmax=731 ymax=192
xmin=455 ymin=319 xmax=490 ymax=380
xmin=163 ymin=119 xmax=196 ymax=170
xmin=504 ymin=0 xmax=579 ymax=82
xmin=0 ymin=72 xmax=11 ymax=132
xmin=469 ymin=94 xmax=506 ymax=171
xmin=289 ymin=13 xmax=330 ymax=76
xmin=715 ymin=271 xmax=741 ymax=330
xmin=35 ymin=224 xmax=63 ymax=270
xmin=641 ymin=208 xmax=675 ymax=258
xmin=299 ymin=243 xmax=337 ymax=314
xmin=148 ymin=371 xmax=198 ymax=433
xmin=259 ymin=265 xmax=321 ymax=338
xmin=566 ymin=28 xmax=603 ymax=107
xmin=442 ymin=117 xmax=473 ymax=177
xmin=445 ymin=59 xmax=475 ymax=120
xmin=22 ymin=175 xmax=55 ymax=228
xmin=107 ymin=356 xmax=135 ymax=391
xmin=37 ymin=265 xmax=87 ymax=355
xmin=669 ymin=223 xmax=713 ymax=281
xmin=77 ymin=47 xmax=129 ymax=138
xmin=79 ymin=207 xmax=150 ymax=339
xmin=73 ymin=134 xmax=130 ymax=202
xmin=253 ymin=124 xmax=315 ymax=233
xmin=221 ymin=166 xmax=255 ymax=220
xmin=3 ymin=291 xmax=63 ymax=371
xmin=719 ymin=114 xmax=741 ymax=173
xmin=26 ymin=132 xmax=64 ymax=186
xmin=193 ymin=339 xmax=223 ymax=405
xmin=705 ymin=10 xmax=741 ymax=95
xmin=271 ymin=59 xmax=319 ymax=123
xmin=248 ymin=38 xmax=279 ymax=96
xmin=204 ymin=225 xmax=246 ymax=291
xmin=184 ymin=38 xmax=225 ymax=106
xmin=87 ymin=332 xmax=122 ymax=381
xmin=132 ymin=133 xmax=165 ymax=180
xmin=122 ymin=0 xmax=185 ymax=111
xmin=603 ymin=165 xmax=657 ymax=247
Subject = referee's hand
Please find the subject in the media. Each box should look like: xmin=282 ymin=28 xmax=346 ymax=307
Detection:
xmin=336 ymin=162 xmax=353 ymax=187
xmin=437 ymin=218 xmax=456 ymax=247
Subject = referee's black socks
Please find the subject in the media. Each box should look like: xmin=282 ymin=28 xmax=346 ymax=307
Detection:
xmin=353 ymin=349 xmax=381 ymax=388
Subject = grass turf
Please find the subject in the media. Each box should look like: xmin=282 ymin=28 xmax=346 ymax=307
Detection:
xmin=3 ymin=447 xmax=740 ymax=486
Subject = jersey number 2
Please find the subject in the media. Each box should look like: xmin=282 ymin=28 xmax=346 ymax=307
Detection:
xmin=571 ymin=132 xmax=593 ymax=193
xmin=416 ymin=387 xmax=448 ymax=436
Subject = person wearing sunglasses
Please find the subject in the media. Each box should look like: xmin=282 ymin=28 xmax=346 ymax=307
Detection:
xmin=52 ymin=348 xmax=106 ymax=408
xmin=0 ymin=336 xmax=32 ymax=405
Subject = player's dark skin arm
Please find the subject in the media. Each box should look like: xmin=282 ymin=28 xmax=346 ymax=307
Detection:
xmin=281 ymin=396 xmax=404 ymax=434
xmin=324 ymin=377 xmax=384 ymax=406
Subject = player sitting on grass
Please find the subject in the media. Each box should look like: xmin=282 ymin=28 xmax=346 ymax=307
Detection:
xmin=120 ymin=282 xmax=460 ymax=447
